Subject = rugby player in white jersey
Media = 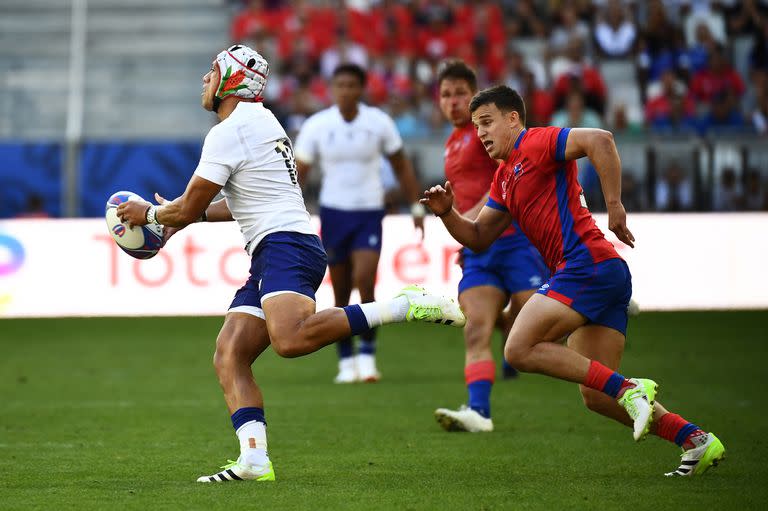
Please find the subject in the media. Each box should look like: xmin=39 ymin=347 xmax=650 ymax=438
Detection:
xmin=294 ymin=64 xmax=426 ymax=384
xmin=116 ymin=45 xmax=465 ymax=483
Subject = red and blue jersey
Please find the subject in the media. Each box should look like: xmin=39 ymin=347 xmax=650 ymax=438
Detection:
xmin=487 ymin=127 xmax=620 ymax=273
xmin=444 ymin=122 xmax=516 ymax=238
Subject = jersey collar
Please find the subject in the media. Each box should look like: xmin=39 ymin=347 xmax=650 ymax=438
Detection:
xmin=513 ymin=128 xmax=527 ymax=150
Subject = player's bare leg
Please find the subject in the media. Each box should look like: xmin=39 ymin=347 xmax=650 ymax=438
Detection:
xmin=329 ymin=261 xmax=356 ymax=382
xmin=498 ymin=289 xmax=537 ymax=378
xmin=568 ymin=326 xmax=725 ymax=475
xmin=351 ymin=249 xmax=382 ymax=382
xmin=436 ymin=285 xmax=506 ymax=432
xmin=198 ymin=312 xmax=275 ymax=482
xmin=504 ymin=294 xmax=657 ymax=441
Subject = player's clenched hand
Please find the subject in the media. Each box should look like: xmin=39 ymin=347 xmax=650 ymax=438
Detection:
xmin=607 ymin=202 xmax=635 ymax=248
xmin=116 ymin=199 xmax=151 ymax=228
xmin=420 ymin=181 xmax=454 ymax=218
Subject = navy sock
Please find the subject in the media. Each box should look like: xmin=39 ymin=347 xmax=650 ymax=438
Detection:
xmin=231 ymin=407 xmax=266 ymax=431
xmin=337 ymin=337 xmax=354 ymax=359
xmin=358 ymin=327 xmax=377 ymax=355
xmin=342 ymin=304 xmax=370 ymax=336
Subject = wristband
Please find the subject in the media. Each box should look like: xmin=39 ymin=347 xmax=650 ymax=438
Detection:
xmin=197 ymin=210 xmax=208 ymax=223
xmin=410 ymin=202 xmax=427 ymax=218
xmin=435 ymin=206 xmax=453 ymax=218
xmin=146 ymin=205 xmax=162 ymax=225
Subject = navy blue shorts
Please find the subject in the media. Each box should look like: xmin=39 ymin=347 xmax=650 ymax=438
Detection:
xmin=537 ymin=258 xmax=632 ymax=335
xmin=458 ymin=235 xmax=549 ymax=295
xmin=319 ymin=206 xmax=385 ymax=265
xmin=228 ymin=232 xmax=328 ymax=319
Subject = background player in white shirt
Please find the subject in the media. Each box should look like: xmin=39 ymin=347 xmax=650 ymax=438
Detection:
xmin=294 ymin=64 xmax=427 ymax=384
xmin=116 ymin=45 xmax=466 ymax=483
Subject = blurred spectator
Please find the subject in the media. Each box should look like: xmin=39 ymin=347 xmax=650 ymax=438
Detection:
xmin=682 ymin=1 xmax=727 ymax=47
xmin=504 ymin=0 xmax=547 ymax=39
xmin=713 ymin=167 xmax=743 ymax=211
xmin=621 ymin=172 xmax=647 ymax=212
xmin=637 ymin=1 xmax=688 ymax=91
xmin=689 ymin=45 xmax=746 ymax=133
xmin=521 ymin=70 xmax=555 ymax=127
xmin=499 ymin=49 xmax=527 ymax=92
xmin=682 ymin=22 xmax=717 ymax=76
xmin=548 ymin=3 xmax=592 ymax=58
xmin=750 ymin=22 xmax=768 ymax=73
xmin=388 ymin=94 xmax=430 ymax=139
xmin=594 ymin=0 xmax=637 ymax=59
xmin=551 ymin=91 xmax=603 ymax=128
xmin=645 ymin=69 xmax=698 ymax=133
xmin=655 ymin=162 xmax=695 ymax=211
xmin=552 ymin=38 xmax=608 ymax=114
xmin=722 ymin=0 xmax=768 ymax=36
xmin=744 ymin=169 xmax=768 ymax=210
xmin=751 ymin=71 xmax=768 ymax=134
xmin=610 ymin=103 xmax=645 ymax=136
xmin=319 ymin=28 xmax=368 ymax=79
xmin=15 ymin=194 xmax=49 ymax=219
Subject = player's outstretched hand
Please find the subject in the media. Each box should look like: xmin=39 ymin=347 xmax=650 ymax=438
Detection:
xmin=117 ymin=199 xmax=151 ymax=228
xmin=155 ymin=193 xmax=182 ymax=245
xmin=607 ymin=202 xmax=635 ymax=248
xmin=420 ymin=181 xmax=454 ymax=218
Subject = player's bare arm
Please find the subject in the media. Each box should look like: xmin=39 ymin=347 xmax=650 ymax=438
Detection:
xmin=388 ymin=148 xmax=426 ymax=237
xmin=564 ymin=128 xmax=635 ymax=248
xmin=421 ymin=181 xmax=511 ymax=252
xmin=296 ymin=159 xmax=312 ymax=188
xmin=117 ymin=175 xmax=222 ymax=228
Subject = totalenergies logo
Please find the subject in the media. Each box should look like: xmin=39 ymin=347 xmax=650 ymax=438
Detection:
xmin=0 ymin=233 xmax=25 ymax=277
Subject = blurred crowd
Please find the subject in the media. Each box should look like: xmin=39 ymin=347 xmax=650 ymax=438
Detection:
xmin=221 ymin=0 xmax=768 ymax=213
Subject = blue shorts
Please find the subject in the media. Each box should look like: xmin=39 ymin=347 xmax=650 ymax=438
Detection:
xmin=320 ymin=206 xmax=385 ymax=265
xmin=537 ymin=258 xmax=632 ymax=335
xmin=229 ymin=232 xmax=328 ymax=319
xmin=459 ymin=235 xmax=549 ymax=295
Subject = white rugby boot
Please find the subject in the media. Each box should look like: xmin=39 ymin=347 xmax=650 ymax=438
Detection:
xmin=356 ymin=353 xmax=381 ymax=383
xmin=334 ymin=356 xmax=358 ymax=384
xmin=665 ymin=433 xmax=725 ymax=477
xmin=434 ymin=405 xmax=494 ymax=433
xmin=617 ymin=378 xmax=658 ymax=441
xmin=196 ymin=455 xmax=275 ymax=482
xmin=398 ymin=285 xmax=466 ymax=327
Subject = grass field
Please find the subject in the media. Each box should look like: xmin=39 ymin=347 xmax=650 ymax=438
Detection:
xmin=1 ymin=311 xmax=767 ymax=510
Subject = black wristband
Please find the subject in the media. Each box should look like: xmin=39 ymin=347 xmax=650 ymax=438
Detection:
xmin=201 ymin=210 xmax=208 ymax=222
xmin=435 ymin=207 xmax=452 ymax=218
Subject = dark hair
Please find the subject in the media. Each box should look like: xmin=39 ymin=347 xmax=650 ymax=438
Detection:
xmin=437 ymin=59 xmax=477 ymax=91
xmin=469 ymin=85 xmax=526 ymax=125
xmin=332 ymin=63 xmax=367 ymax=87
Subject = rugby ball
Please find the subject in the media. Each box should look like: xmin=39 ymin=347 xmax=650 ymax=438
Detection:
xmin=105 ymin=191 xmax=164 ymax=259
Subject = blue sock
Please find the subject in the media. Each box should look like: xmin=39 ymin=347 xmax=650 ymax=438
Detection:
xmin=358 ymin=327 xmax=377 ymax=355
xmin=337 ymin=337 xmax=354 ymax=359
xmin=467 ymin=381 xmax=492 ymax=418
xmin=231 ymin=407 xmax=266 ymax=430
xmin=342 ymin=304 xmax=370 ymax=336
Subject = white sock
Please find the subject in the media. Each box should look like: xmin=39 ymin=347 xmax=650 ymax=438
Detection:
xmin=358 ymin=296 xmax=409 ymax=327
xmin=236 ymin=420 xmax=269 ymax=466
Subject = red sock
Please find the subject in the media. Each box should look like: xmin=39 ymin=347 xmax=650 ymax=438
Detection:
xmin=656 ymin=413 xmax=706 ymax=449
xmin=584 ymin=360 xmax=633 ymax=398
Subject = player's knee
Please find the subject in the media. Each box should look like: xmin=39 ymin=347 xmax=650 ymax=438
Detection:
xmin=270 ymin=339 xmax=303 ymax=358
xmin=503 ymin=341 xmax=533 ymax=372
xmin=579 ymin=385 xmax=607 ymax=412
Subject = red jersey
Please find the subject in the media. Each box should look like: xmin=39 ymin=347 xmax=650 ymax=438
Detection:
xmin=488 ymin=127 xmax=620 ymax=273
xmin=444 ymin=123 xmax=516 ymax=238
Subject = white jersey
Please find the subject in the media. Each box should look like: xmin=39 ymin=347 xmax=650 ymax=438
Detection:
xmin=194 ymin=102 xmax=315 ymax=255
xmin=293 ymin=104 xmax=403 ymax=210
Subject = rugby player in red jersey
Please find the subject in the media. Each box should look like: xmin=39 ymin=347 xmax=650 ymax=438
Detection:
xmin=421 ymin=85 xmax=724 ymax=476
xmin=432 ymin=61 xmax=548 ymax=433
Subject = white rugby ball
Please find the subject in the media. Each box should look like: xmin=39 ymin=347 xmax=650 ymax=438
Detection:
xmin=105 ymin=191 xmax=164 ymax=259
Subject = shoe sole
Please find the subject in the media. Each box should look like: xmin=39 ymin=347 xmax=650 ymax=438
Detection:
xmin=635 ymin=381 xmax=658 ymax=442
xmin=435 ymin=410 xmax=469 ymax=432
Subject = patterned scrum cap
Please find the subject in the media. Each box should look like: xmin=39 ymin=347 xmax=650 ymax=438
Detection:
xmin=214 ymin=44 xmax=269 ymax=104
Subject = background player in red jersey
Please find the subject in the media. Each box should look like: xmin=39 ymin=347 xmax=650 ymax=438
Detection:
xmin=432 ymin=61 xmax=548 ymax=433
xmin=421 ymin=85 xmax=725 ymax=476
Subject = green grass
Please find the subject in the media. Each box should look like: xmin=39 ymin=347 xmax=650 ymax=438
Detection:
xmin=1 ymin=311 xmax=767 ymax=510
